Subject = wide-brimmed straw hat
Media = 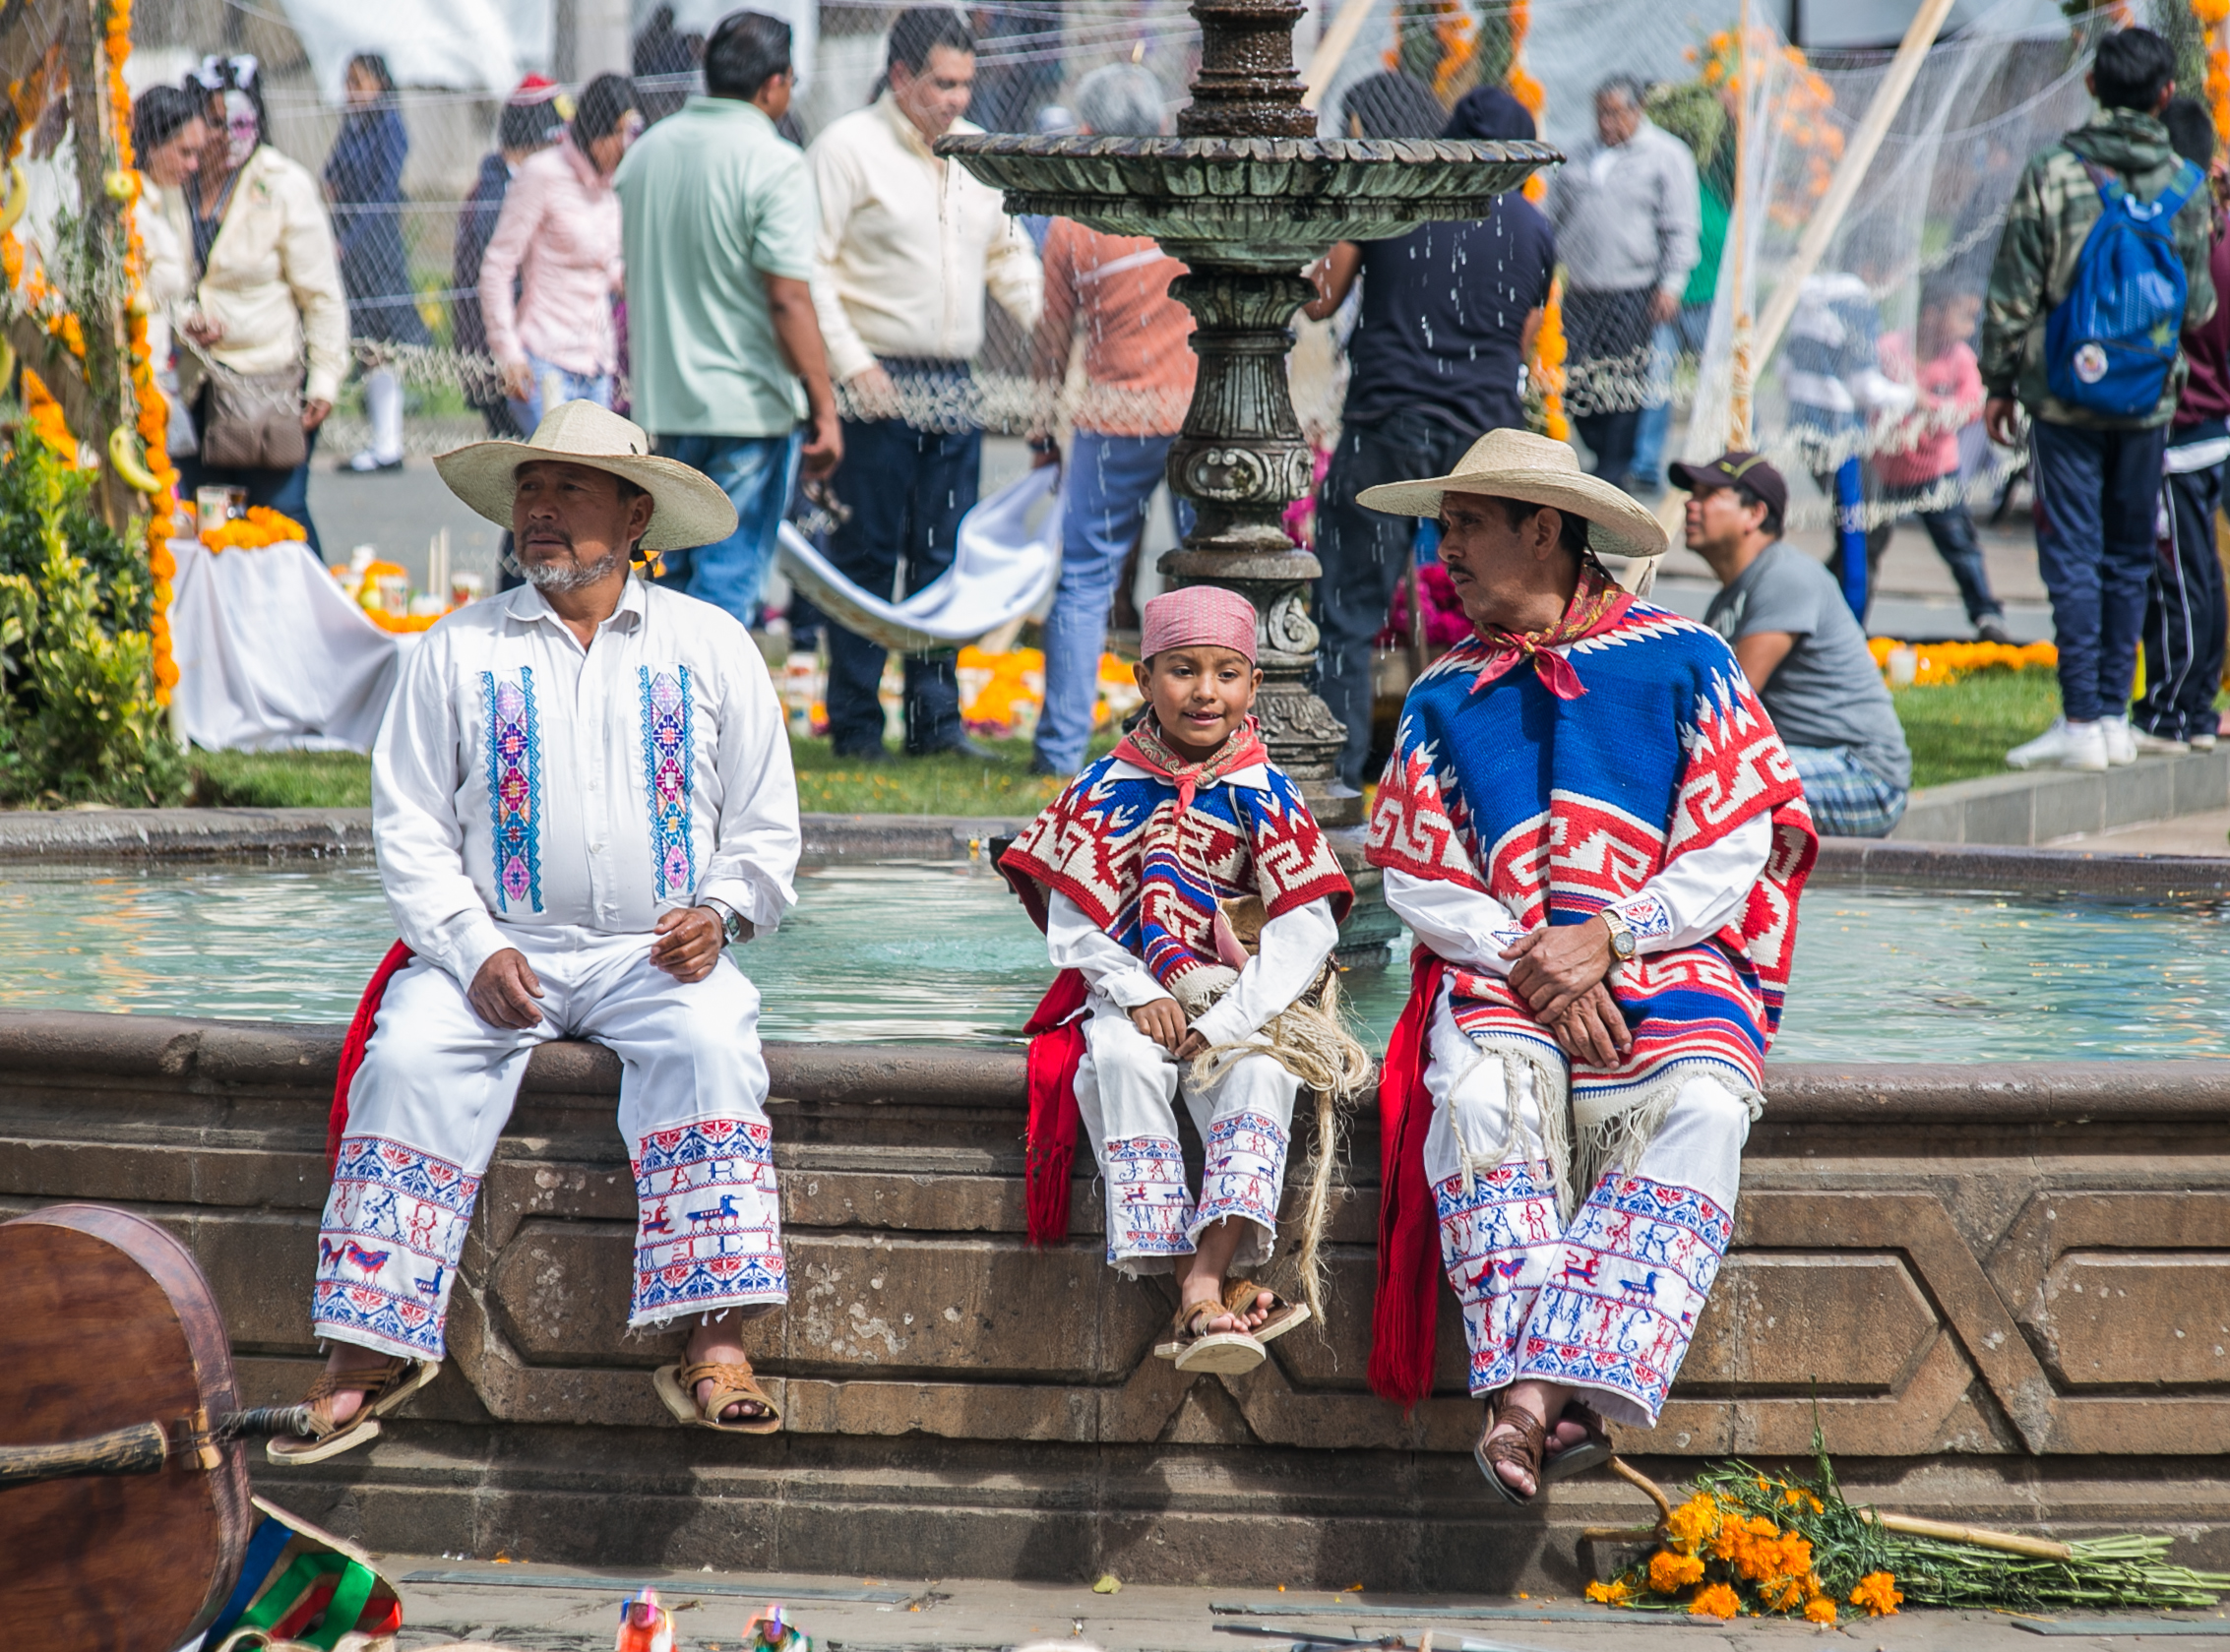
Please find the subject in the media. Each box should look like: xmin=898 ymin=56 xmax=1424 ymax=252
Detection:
xmin=433 ymin=401 xmax=740 ymax=554
xmin=1355 ymin=427 xmax=1670 ymax=560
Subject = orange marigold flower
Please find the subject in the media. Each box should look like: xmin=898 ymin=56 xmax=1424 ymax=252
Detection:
xmin=1647 ymin=1551 xmax=1705 ymax=1594
xmin=1584 ymin=1580 xmax=1631 ymax=1605
xmin=1804 ymin=1596 xmax=1837 ymax=1623
xmin=1664 ymin=1495 xmax=1721 ymax=1556
xmin=1689 ymin=1583 xmax=1741 ymax=1620
xmin=1850 ymin=1572 xmax=1902 ymax=1618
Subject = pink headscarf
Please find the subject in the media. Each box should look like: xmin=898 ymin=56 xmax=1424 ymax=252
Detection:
xmin=1140 ymin=585 xmax=1258 ymax=663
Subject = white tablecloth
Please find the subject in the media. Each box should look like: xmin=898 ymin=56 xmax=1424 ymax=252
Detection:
xmin=168 ymin=536 xmax=410 ymax=752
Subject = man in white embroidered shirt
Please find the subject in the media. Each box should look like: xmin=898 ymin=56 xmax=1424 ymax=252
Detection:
xmin=271 ymin=401 xmax=802 ymax=1463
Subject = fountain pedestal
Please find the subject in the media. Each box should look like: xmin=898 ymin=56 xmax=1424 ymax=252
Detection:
xmin=939 ymin=0 xmax=1559 ymax=828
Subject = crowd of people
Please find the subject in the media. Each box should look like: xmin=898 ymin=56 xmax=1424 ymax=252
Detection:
xmin=124 ymin=12 xmax=2230 ymax=819
xmin=131 ymin=7 xmax=2230 ymax=1519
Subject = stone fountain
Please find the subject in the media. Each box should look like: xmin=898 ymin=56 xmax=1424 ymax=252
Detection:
xmin=938 ymin=0 xmax=1560 ymax=828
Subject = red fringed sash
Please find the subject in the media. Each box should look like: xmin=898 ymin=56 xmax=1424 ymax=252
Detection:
xmin=328 ymin=940 xmax=415 ymax=1168
xmin=1367 ymin=948 xmax=1448 ymax=1409
xmin=1021 ymin=968 xmax=1090 ymax=1245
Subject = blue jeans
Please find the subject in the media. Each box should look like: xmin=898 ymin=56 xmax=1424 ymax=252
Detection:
xmin=1313 ymin=410 xmax=1475 ymax=789
xmin=823 ymin=417 xmax=980 ymax=756
xmin=506 ymin=352 xmax=613 ymax=434
xmin=1034 ymin=431 xmax=1193 ymax=773
xmin=2029 ymin=418 xmax=2169 ymax=722
xmin=1786 ymin=744 xmax=1907 ymax=838
xmin=1630 ymin=304 xmax=1712 ymax=488
xmin=649 ymin=432 xmax=802 ymax=629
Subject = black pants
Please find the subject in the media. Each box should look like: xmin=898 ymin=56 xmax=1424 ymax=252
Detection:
xmin=2137 ymin=422 xmax=2229 ymax=741
xmin=1312 ymin=409 xmax=1475 ymax=790
xmin=822 ymin=416 xmax=980 ymax=757
xmin=1565 ymin=286 xmax=1654 ymax=482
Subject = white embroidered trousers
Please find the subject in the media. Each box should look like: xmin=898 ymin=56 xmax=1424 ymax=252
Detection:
xmin=1075 ymin=987 xmax=1300 ymax=1277
xmin=1424 ymin=984 xmax=1746 ymax=1428
xmin=311 ymin=926 xmax=786 ymax=1361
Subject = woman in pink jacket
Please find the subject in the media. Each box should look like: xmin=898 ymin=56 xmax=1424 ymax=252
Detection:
xmin=478 ymin=73 xmax=638 ymax=431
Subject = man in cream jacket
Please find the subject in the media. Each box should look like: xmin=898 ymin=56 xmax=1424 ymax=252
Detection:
xmin=806 ymin=4 xmax=1041 ymax=763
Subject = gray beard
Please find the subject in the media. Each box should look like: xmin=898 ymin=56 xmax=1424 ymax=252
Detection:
xmin=512 ymin=544 xmax=632 ymax=592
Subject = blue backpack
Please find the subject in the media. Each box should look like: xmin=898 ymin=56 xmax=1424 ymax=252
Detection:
xmin=2045 ymin=155 xmax=2204 ymax=417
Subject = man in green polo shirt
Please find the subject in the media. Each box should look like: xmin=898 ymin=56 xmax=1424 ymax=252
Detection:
xmin=617 ymin=9 xmax=841 ymax=630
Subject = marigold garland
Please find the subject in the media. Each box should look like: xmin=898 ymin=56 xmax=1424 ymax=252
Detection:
xmin=2196 ymin=0 xmax=2230 ymax=143
xmin=200 ymin=505 xmax=309 ymax=553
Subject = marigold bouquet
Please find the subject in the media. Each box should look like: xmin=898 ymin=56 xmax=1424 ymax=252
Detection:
xmin=1591 ymin=1429 xmax=2230 ymax=1623
xmin=201 ymin=506 xmax=309 ymax=553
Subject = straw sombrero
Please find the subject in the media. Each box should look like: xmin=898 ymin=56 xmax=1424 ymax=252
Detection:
xmin=1354 ymin=427 xmax=1669 ymax=560
xmin=433 ymin=401 xmax=740 ymax=553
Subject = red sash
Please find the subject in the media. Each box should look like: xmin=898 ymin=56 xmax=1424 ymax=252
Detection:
xmin=327 ymin=940 xmax=414 ymax=1168
xmin=1367 ymin=948 xmax=1448 ymax=1409
xmin=1021 ymin=968 xmax=1090 ymax=1245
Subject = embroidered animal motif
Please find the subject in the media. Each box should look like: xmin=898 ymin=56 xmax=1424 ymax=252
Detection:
xmin=414 ymin=1264 xmax=446 ymax=1299
xmin=686 ymin=1193 xmax=744 ymax=1225
xmin=641 ymin=1201 xmax=673 ymax=1236
xmin=1557 ymin=1251 xmax=1602 ymax=1288
xmin=321 ymin=1239 xmax=392 ymax=1273
xmin=1617 ymin=1269 xmax=1664 ymax=1303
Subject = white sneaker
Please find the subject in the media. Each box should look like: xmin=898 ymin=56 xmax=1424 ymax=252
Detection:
xmin=2128 ymin=724 xmax=2190 ymax=757
xmin=2191 ymin=732 xmax=2217 ymax=751
xmin=2100 ymin=717 xmax=2138 ymax=765
xmin=2008 ymin=718 xmax=2109 ymax=771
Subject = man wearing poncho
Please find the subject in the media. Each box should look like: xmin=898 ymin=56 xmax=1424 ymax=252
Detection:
xmin=1001 ymin=586 xmax=1358 ymax=1375
xmin=1362 ymin=429 xmax=1816 ymax=1502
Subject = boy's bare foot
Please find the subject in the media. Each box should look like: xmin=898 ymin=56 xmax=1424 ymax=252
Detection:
xmin=313 ymin=1341 xmax=399 ymax=1430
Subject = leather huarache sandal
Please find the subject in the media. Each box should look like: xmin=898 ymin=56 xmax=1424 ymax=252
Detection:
xmin=652 ymin=1357 xmax=783 ymax=1435
xmin=1543 ymin=1398 xmax=1613 ymax=1485
xmin=1222 ymin=1277 xmax=1312 ymax=1345
xmin=1153 ymin=1298 xmax=1267 ymax=1375
xmin=266 ymin=1355 xmax=441 ymax=1464
xmin=1474 ymin=1393 xmax=1550 ymax=1505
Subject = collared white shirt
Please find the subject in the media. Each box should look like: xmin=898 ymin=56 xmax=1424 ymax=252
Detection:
xmin=1039 ymin=758 xmax=1340 ymax=1049
xmin=372 ymin=574 xmax=800 ymax=989
xmin=806 ymin=95 xmax=1043 ymax=383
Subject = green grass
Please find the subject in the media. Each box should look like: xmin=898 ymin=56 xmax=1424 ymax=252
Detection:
xmin=175 ymin=677 xmax=2065 ymax=813
xmin=1891 ymin=667 xmax=2063 ymax=789
xmin=181 ymin=733 xmax=1117 ymax=816
xmin=189 ymin=748 xmax=374 ymax=809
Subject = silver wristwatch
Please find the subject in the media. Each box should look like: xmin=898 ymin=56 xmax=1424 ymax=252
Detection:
xmin=1600 ymin=906 xmax=1638 ymax=963
xmin=701 ymin=896 xmax=749 ymax=947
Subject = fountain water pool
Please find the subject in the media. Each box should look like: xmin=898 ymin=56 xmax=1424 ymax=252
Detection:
xmin=6 ymin=858 xmax=2226 ymax=1062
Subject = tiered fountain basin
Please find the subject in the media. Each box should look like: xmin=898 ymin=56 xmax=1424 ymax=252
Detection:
xmin=1 ymin=826 xmax=2227 ymax=1590
xmin=933 ymin=135 xmax=1561 ymax=267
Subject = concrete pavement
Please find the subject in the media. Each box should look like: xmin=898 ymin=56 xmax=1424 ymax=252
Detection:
xmin=381 ymin=1559 xmax=2230 ymax=1651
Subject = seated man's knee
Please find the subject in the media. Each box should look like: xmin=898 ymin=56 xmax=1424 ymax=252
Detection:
xmin=1676 ymin=1074 xmax=1754 ymax=1153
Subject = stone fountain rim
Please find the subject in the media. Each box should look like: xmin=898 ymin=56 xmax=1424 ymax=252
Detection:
xmin=934 ymin=132 xmax=1565 ymax=168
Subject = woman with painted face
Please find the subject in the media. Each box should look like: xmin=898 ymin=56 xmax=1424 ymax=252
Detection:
xmin=175 ymin=54 xmax=347 ymax=553
xmin=324 ymin=51 xmax=431 ymax=473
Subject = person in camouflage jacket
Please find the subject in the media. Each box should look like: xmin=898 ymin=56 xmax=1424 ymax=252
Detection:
xmin=1980 ymin=29 xmax=2217 ymax=774
xmin=1981 ymin=106 xmax=2215 ymax=429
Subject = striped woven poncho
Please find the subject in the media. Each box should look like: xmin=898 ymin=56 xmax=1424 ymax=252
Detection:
xmin=998 ymin=716 xmax=1352 ymax=1242
xmin=1368 ymin=600 xmax=1819 ymax=1188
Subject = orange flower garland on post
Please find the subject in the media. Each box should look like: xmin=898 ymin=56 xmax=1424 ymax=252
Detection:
xmin=2196 ymin=0 xmax=2230 ymax=143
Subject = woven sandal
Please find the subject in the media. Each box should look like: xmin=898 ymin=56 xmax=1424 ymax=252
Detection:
xmin=652 ymin=1358 xmax=782 ymax=1435
xmin=1474 ymin=1394 xmax=1549 ymax=1505
xmin=1222 ymin=1277 xmax=1312 ymax=1345
xmin=1543 ymin=1399 xmax=1613 ymax=1485
xmin=1153 ymin=1298 xmax=1267 ymax=1375
xmin=266 ymin=1355 xmax=441 ymax=1465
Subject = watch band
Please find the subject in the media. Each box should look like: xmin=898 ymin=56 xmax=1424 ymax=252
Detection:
xmin=702 ymin=897 xmax=747 ymax=947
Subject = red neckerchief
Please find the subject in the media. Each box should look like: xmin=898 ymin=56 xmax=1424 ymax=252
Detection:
xmin=1111 ymin=713 xmax=1269 ymax=816
xmin=1469 ymin=558 xmax=1634 ymax=701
